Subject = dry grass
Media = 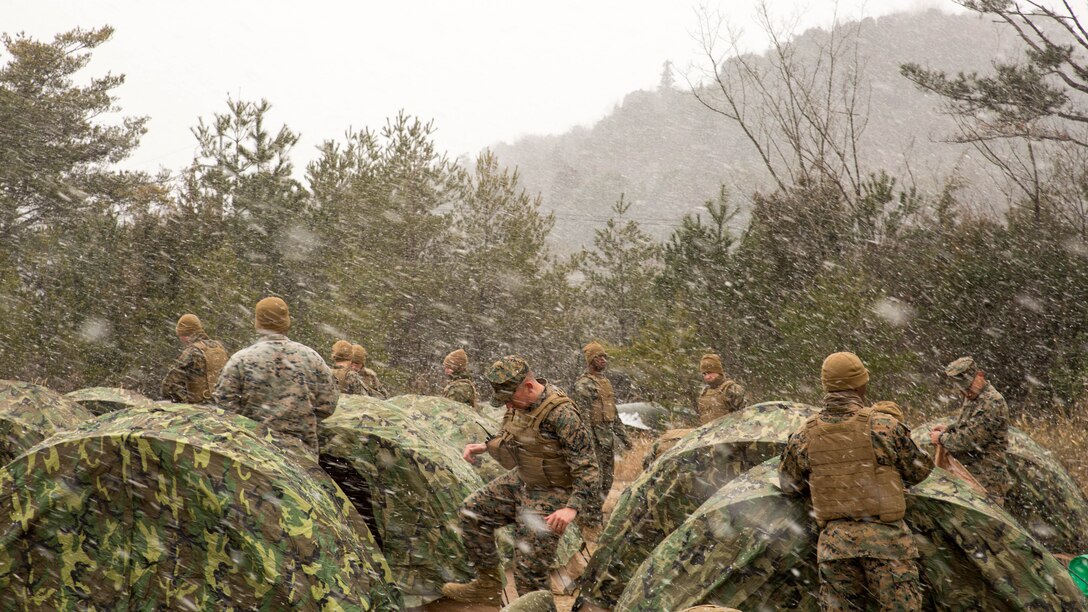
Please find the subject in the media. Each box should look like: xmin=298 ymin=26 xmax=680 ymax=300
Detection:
xmin=1015 ymin=414 xmax=1088 ymax=497
xmin=613 ymin=435 xmax=653 ymax=483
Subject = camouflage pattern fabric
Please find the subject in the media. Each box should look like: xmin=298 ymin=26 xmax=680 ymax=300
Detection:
xmin=331 ymin=364 xmax=370 ymax=395
xmin=939 ymin=383 xmax=1011 ymax=505
xmin=571 ymin=374 xmax=631 ymax=526
xmin=361 ymin=368 xmax=388 ymax=399
xmin=501 ymin=590 xmax=557 ymax=612
xmin=383 ymin=395 xmax=584 ymax=567
xmin=0 ymin=403 xmax=400 ymax=610
xmin=64 ymin=386 xmax=156 ymax=416
xmin=642 ymin=427 xmax=694 ymax=470
xmin=577 ymin=401 xmax=819 ymax=608
xmin=915 ymin=417 xmax=1088 ymax=554
xmin=609 ymin=458 xmax=1085 ymax=611
xmin=386 ymin=394 xmax=506 ymax=481
xmin=213 ymin=333 xmax=340 ymax=456
xmin=160 ymin=332 xmax=227 ymax=404
xmin=321 ymin=394 xmax=482 ymax=607
xmin=0 ymin=380 xmax=92 ymax=466
xmin=819 ymin=557 xmax=922 ymax=611
xmin=442 ymin=375 xmax=478 ymax=409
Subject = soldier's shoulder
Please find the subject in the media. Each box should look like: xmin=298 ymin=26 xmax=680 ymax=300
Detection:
xmin=869 ymin=410 xmax=906 ymax=436
xmin=981 ymin=384 xmax=1006 ymax=403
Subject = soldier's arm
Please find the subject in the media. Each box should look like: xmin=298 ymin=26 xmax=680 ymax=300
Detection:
xmin=443 ymin=381 xmax=471 ymax=404
xmin=311 ymin=359 xmax=340 ymax=419
xmin=726 ymin=382 xmax=747 ymax=412
xmin=940 ymin=396 xmax=1006 ymax=454
xmin=570 ymin=376 xmax=598 ymax=422
xmin=875 ymin=417 xmax=934 ymax=488
xmin=778 ymin=432 xmax=809 ymax=497
xmin=212 ymin=356 xmax=243 ymax=411
xmin=550 ymin=404 xmax=600 ymax=512
xmin=612 ymin=417 xmax=632 ymax=449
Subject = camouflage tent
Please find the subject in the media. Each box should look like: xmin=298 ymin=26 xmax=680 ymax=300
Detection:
xmin=578 ymin=401 xmax=819 ymax=609
xmin=0 ymin=380 xmax=92 ymax=466
xmin=387 ymin=394 xmax=506 ymax=481
xmin=0 ymin=403 xmax=400 ymax=610
xmin=610 ymin=459 xmax=1085 ymax=611
xmin=322 ymin=394 xmax=484 ymax=607
xmin=65 ymin=386 xmax=156 ymax=415
xmin=915 ymin=418 xmax=1088 ymax=554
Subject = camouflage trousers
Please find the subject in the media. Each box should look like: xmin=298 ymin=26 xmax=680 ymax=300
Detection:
xmin=818 ymin=557 xmax=922 ymax=611
xmin=584 ymin=423 xmax=614 ymax=526
xmin=459 ymin=470 xmax=570 ymax=594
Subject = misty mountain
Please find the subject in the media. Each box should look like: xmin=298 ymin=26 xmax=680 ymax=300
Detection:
xmin=492 ymin=9 xmax=1023 ymax=249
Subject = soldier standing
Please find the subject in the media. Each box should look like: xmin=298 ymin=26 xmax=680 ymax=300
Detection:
xmin=780 ymin=352 xmax=933 ymax=611
xmin=213 ymin=297 xmax=340 ymax=457
xmin=697 ymin=353 xmax=747 ymax=424
xmin=929 ymin=356 xmax=1010 ymax=506
xmin=441 ymin=356 xmax=600 ymax=604
xmin=351 ymin=344 xmax=389 ymax=399
xmin=330 ymin=340 xmax=369 ymax=395
xmin=442 ymin=348 xmax=478 ymax=409
xmin=571 ymin=341 xmax=631 ymax=537
xmin=161 ymin=313 xmax=228 ymax=404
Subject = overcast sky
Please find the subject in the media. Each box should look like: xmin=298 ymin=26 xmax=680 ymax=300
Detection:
xmin=8 ymin=0 xmax=956 ymax=175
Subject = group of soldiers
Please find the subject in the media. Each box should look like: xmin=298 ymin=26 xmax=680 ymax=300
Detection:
xmin=159 ymin=298 xmax=1009 ymax=611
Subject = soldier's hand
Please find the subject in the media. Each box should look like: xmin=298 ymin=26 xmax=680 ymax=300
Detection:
xmin=545 ymin=507 xmax=577 ymax=535
xmin=463 ymin=442 xmax=487 ymax=465
xmin=929 ymin=428 xmax=944 ymax=446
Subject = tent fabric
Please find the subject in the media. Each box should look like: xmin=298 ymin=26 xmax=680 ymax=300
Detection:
xmin=915 ymin=418 xmax=1088 ymax=554
xmin=386 ymin=394 xmax=507 ymax=482
xmin=0 ymin=380 xmax=93 ymax=465
xmin=0 ymin=403 xmax=400 ymax=610
xmin=578 ymin=401 xmax=819 ymax=608
xmin=65 ymin=386 xmax=156 ymax=415
xmin=613 ymin=459 xmax=1084 ymax=611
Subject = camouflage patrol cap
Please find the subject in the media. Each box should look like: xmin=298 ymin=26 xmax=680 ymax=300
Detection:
xmin=945 ymin=356 xmax=977 ymax=379
xmin=486 ymin=355 xmax=530 ymax=405
xmin=331 ymin=340 xmax=353 ymax=361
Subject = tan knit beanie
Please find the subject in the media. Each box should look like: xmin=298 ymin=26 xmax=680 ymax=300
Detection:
xmin=175 ymin=313 xmax=203 ymax=336
xmin=444 ymin=348 xmax=468 ymax=372
xmin=351 ymin=344 xmax=367 ymax=367
xmin=821 ymin=352 xmax=870 ymax=392
xmin=254 ymin=297 xmax=290 ymax=333
xmin=583 ymin=341 xmax=607 ymax=366
xmin=332 ymin=340 xmax=353 ymax=361
xmin=700 ymin=353 xmax=724 ymax=375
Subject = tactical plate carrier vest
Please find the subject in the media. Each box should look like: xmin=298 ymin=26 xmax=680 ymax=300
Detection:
xmin=487 ymin=389 xmax=575 ymax=489
xmin=584 ymin=372 xmax=617 ymax=424
xmin=806 ymin=406 xmax=906 ymax=527
xmin=332 ymin=365 xmax=351 ymax=392
xmin=190 ymin=339 xmax=227 ymax=403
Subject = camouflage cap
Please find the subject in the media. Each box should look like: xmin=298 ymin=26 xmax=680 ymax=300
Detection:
xmin=486 ymin=355 xmax=530 ymax=405
xmin=945 ymin=356 xmax=977 ymax=378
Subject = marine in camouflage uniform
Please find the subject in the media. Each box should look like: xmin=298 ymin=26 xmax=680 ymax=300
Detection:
xmin=931 ymin=356 xmax=1010 ymax=507
xmin=160 ymin=313 xmax=228 ymax=404
xmin=697 ymin=353 xmax=747 ymax=424
xmin=441 ymin=356 xmax=600 ymax=603
xmin=571 ymin=341 xmax=631 ymax=530
xmin=442 ymin=348 xmax=478 ymax=409
xmin=329 ymin=339 xmax=369 ymax=395
xmin=352 ymin=344 xmax=389 ymax=399
xmin=213 ymin=297 xmax=340 ymax=456
xmin=779 ymin=352 xmax=933 ymax=612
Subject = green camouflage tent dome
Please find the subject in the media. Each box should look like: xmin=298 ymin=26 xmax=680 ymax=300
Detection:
xmin=0 ymin=403 xmax=400 ymax=610
xmin=915 ymin=418 xmax=1088 ymax=554
xmin=322 ymin=394 xmax=485 ymax=607
xmin=0 ymin=380 xmax=92 ymax=466
xmin=65 ymin=386 xmax=156 ymax=415
xmin=609 ymin=459 xmax=1085 ymax=611
xmin=578 ymin=401 xmax=819 ymax=609
xmin=387 ymin=394 xmax=508 ymax=482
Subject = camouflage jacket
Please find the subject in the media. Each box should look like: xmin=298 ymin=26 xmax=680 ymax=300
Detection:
xmin=697 ymin=378 xmax=746 ymax=424
xmin=571 ymin=373 xmax=630 ymax=448
xmin=331 ymin=364 xmax=369 ymax=396
xmin=361 ymin=368 xmax=388 ymax=399
xmin=442 ymin=375 xmax=477 ymax=408
xmin=940 ymin=382 xmax=1010 ymax=497
xmin=779 ymin=391 xmax=934 ymax=561
xmin=512 ymin=381 xmax=601 ymax=512
xmin=160 ymin=332 xmax=226 ymax=404
xmin=213 ymin=333 xmax=340 ymax=455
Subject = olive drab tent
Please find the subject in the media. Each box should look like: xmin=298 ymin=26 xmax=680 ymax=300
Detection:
xmin=578 ymin=401 xmax=819 ymax=608
xmin=386 ymin=394 xmax=507 ymax=481
xmin=0 ymin=403 xmax=400 ymax=610
xmin=322 ymin=394 xmax=484 ymax=607
xmin=0 ymin=380 xmax=93 ymax=465
xmin=609 ymin=459 xmax=1084 ymax=611
xmin=915 ymin=418 xmax=1088 ymax=554
xmin=65 ymin=386 xmax=156 ymax=415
